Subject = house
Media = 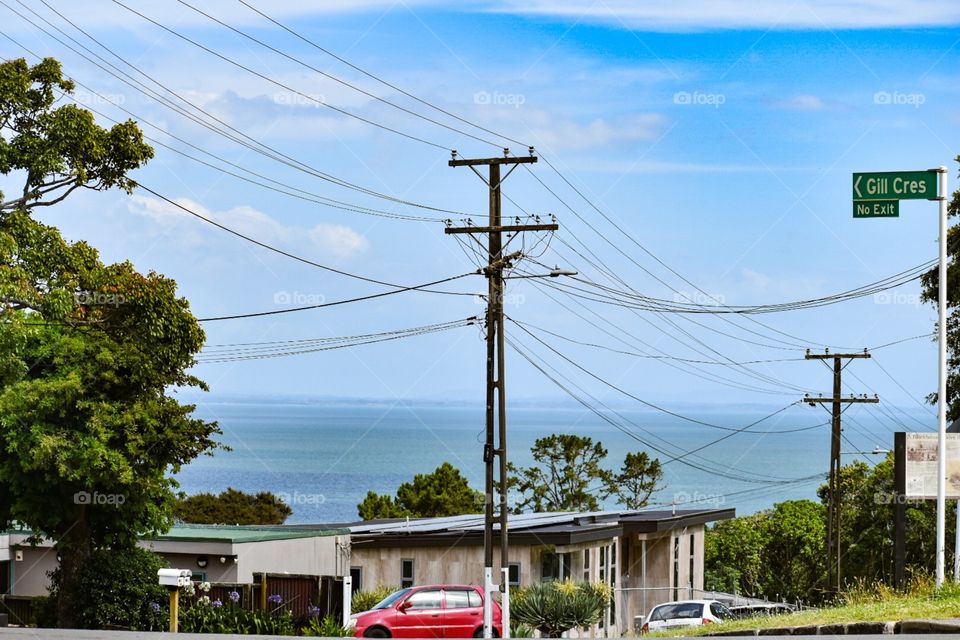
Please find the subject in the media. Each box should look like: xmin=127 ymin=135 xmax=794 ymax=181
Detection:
xmin=0 ymin=524 xmax=350 ymax=597
xmin=310 ymin=508 xmax=733 ymax=635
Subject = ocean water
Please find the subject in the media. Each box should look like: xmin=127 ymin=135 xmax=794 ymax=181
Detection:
xmin=173 ymin=400 xmax=907 ymax=524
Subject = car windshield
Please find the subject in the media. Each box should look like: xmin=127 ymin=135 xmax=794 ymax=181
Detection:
xmin=373 ymin=588 xmax=412 ymax=610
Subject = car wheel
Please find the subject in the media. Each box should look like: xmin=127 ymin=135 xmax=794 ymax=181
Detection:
xmin=364 ymin=627 xmax=390 ymax=638
xmin=472 ymin=628 xmax=500 ymax=638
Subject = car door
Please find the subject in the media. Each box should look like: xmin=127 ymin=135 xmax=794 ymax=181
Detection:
xmin=443 ymin=588 xmax=482 ymax=638
xmin=393 ymin=588 xmax=444 ymax=638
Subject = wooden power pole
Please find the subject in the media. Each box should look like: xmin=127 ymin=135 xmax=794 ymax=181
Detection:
xmin=803 ymin=349 xmax=878 ymax=594
xmin=446 ymin=147 xmax=557 ymax=638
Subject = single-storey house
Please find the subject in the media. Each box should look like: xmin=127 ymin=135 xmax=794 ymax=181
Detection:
xmin=0 ymin=524 xmax=350 ymax=597
xmin=306 ymin=508 xmax=733 ymax=635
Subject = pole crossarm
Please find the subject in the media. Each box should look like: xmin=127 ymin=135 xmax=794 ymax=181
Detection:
xmin=803 ymin=395 xmax=879 ymax=404
xmin=449 ymin=155 xmax=538 ymax=167
xmin=445 ymin=223 xmax=559 ymax=235
xmin=804 ymin=352 xmax=871 ymax=360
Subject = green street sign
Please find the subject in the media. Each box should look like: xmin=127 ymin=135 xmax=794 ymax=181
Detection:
xmin=854 ymin=200 xmax=899 ymax=218
xmin=853 ymin=171 xmax=937 ymax=201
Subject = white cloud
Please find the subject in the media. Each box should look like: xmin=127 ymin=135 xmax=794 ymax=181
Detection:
xmin=775 ymin=94 xmax=827 ymax=111
xmin=520 ymin=112 xmax=667 ymax=151
xmin=484 ymin=0 xmax=960 ymax=30
xmin=308 ymin=223 xmax=369 ymax=258
xmin=127 ymin=195 xmax=369 ymax=258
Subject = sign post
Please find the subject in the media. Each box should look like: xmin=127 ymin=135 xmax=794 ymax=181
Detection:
xmin=853 ymin=167 xmax=949 ymax=586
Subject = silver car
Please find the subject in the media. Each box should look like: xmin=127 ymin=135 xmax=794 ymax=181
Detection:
xmin=640 ymin=599 xmax=732 ymax=633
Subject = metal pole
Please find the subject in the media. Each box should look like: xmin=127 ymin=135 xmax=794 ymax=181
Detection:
xmin=831 ymin=356 xmax=842 ymax=592
xmin=936 ymin=165 xmax=949 ymax=587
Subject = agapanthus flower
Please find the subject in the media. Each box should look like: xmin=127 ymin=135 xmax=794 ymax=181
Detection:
xmin=150 ymin=602 xmax=161 ymax=612
xmin=307 ymin=605 xmax=321 ymax=618
xmin=267 ymin=594 xmax=283 ymax=605
xmin=228 ymin=590 xmax=241 ymax=603
xmin=212 ymin=599 xmax=223 ymax=608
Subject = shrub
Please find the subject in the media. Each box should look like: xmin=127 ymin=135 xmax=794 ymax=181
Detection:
xmin=511 ymin=579 xmax=611 ymax=638
xmin=302 ymin=614 xmax=353 ymax=637
xmin=351 ymin=585 xmax=400 ymax=613
xmin=44 ymin=546 xmax=168 ymax=631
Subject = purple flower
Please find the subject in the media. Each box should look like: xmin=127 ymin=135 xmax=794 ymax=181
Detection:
xmin=228 ymin=590 xmax=241 ymax=603
xmin=150 ymin=602 xmax=161 ymax=612
xmin=267 ymin=594 xmax=283 ymax=605
xmin=212 ymin=599 xmax=223 ymax=608
xmin=307 ymin=605 xmax=321 ymax=618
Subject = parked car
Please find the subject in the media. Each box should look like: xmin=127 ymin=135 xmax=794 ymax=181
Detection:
xmin=348 ymin=584 xmax=503 ymax=638
xmin=640 ymin=599 xmax=732 ymax=634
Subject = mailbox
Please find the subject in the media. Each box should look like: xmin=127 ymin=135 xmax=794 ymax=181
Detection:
xmin=158 ymin=568 xmax=193 ymax=588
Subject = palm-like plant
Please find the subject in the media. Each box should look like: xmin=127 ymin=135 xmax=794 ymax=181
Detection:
xmin=511 ymin=580 xmax=611 ymax=638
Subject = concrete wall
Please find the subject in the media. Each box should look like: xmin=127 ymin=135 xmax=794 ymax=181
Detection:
xmin=351 ymin=545 xmax=537 ymax=589
xmin=233 ymin=536 xmax=346 ymax=582
xmin=7 ymin=546 xmax=57 ymax=597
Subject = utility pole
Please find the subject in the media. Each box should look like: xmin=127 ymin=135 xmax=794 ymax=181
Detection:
xmin=803 ymin=349 xmax=878 ymax=595
xmin=446 ymin=147 xmax=557 ymax=638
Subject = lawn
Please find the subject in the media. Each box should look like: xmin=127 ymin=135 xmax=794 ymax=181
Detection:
xmin=651 ymin=580 xmax=960 ymax=636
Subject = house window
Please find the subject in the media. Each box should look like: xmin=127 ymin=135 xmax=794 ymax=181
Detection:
xmin=540 ymin=552 xmax=570 ymax=581
xmin=609 ymin=540 xmax=617 ymax=626
xmin=583 ymin=548 xmax=591 ymax=582
xmin=401 ymin=559 xmax=415 ymax=588
xmin=350 ymin=566 xmax=362 ymax=593
xmin=689 ymin=534 xmax=696 ymax=595
xmin=191 ymin=571 xmax=207 ymax=583
xmin=508 ymin=562 xmax=521 ymax=588
xmin=673 ymin=537 xmax=680 ymax=601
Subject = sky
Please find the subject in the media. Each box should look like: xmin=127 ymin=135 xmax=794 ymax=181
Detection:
xmin=1 ymin=0 xmax=958 ymax=429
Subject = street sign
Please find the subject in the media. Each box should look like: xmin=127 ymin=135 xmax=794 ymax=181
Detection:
xmin=853 ymin=171 xmax=938 ymax=201
xmin=853 ymin=200 xmax=899 ymax=218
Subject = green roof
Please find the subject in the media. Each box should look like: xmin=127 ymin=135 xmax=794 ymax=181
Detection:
xmin=145 ymin=524 xmax=349 ymax=544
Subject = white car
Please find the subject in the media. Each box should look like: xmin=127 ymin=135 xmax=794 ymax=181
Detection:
xmin=640 ymin=599 xmax=732 ymax=634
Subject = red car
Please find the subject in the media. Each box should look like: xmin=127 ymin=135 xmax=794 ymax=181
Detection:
xmin=349 ymin=584 xmax=503 ymax=638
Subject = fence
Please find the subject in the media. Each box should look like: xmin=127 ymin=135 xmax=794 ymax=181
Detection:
xmin=0 ymin=596 xmax=35 ymax=626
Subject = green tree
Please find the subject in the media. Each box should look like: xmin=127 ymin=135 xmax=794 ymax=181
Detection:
xmin=174 ymin=488 xmax=293 ymax=525
xmin=43 ymin=547 xmax=168 ymax=631
xmin=704 ymin=513 xmax=767 ymax=596
xmin=357 ymin=462 xmax=483 ymax=520
xmin=762 ymin=500 xmax=826 ymax=604
xmin=920 ymin=157 xmax=960 ymax=418
xmin=507 ymin=434 xmax=662 ymax=513
xmin=0 ymin=57 xmax=220 ymax=627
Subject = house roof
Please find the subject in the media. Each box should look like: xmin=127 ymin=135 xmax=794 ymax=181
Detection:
xmin=293 ymin=508 xmax=733 ymax=548
xmin=145 ymin=524 xmax=348 ymax=544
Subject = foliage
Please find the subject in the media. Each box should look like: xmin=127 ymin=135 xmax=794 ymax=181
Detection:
xmin=511 ymin=579 xmax=611 ymax=637
xmin=44 ymin=546 xmax=168 ymax=631
xmin=174 ymin=488 xmax=292 ymax=525
xmin=357 ymin=462 xmax=483 ymax=520
xmin=0 ymin=56 xmax=219 ymax=627
xmin=302 ymin=614 xmax=353 ymax=637
xmin=704 ymin=513 xmax=767 ymax=596
xmin=920 ymin=157 xmax=960 ymax=418
xmin=177 ymin=584 xmax=294 ymax=635
xmin=507 ymin=434 xmax=662 ymax=513
xmin=351 ymin=585 xmax=400 ymax=613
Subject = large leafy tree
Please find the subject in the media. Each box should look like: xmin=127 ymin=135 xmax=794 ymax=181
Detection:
xmin=507 ymin=434 xmax=662 ymax=513
xmin=920 ymin=158 xmax=960 ymax=417
xmin=0 ymin=57 xmax=220 ymax=627
xmin=174 ymin=488 xmax=293 ymax=525
xmin=357 ymin=462 xmax=483 ymax=520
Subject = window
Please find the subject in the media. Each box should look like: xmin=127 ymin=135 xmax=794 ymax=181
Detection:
xmin=583 ymin=548 xmax=591 ymax=581
xmin=191 ymin=571 xmax=207 ymax=582
xmin=689 ymin=534 xmax=696 ymax=593
xmin=350 ymin=566 xmax=362 ymax=593
xmin=400 ymin=559 xmax=415 ymax=588
xmin=672 ymin=536 xmax=680 ymax=601
xmin=508 ymin=562 xmax=521 ymax=588
xmin=540 ymin=552 xmax=570 ymax=581
xmin=710 ymin=602 xmax=732 ymax=620
xmin=405 ymin=589 xmax=441 ymax=609
xmin=445 ymin=589 xmax=472 ymax=609
xmin=608 ymin=540 xmax=617 ymax=626
xmin=468 ymin=590 xmax=481 ymax=608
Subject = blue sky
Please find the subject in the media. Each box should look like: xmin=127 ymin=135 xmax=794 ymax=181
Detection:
xmin=1 ymin=0 xmax=958 ymax=424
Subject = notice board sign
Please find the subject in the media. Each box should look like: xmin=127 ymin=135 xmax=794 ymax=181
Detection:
xmin=901 ymin=432 xmax=960 ymax=499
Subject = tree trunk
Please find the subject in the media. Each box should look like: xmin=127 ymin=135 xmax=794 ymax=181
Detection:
xmin=55 ymin=517 xmax=90 ymax=629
